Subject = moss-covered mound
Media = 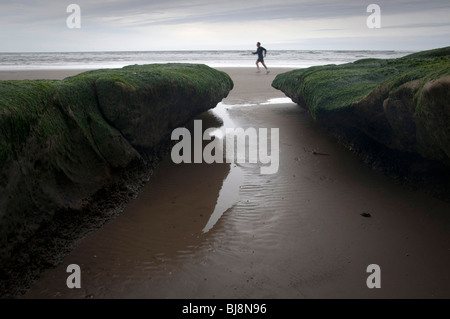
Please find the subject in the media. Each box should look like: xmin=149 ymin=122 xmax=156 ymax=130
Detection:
xmin=0 ymin=64 xmax=233 ymax=267
xmin=272 ymin=47 xmax=450 ymax=173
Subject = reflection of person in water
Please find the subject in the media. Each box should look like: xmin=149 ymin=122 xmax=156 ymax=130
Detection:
xmin=252 ymin=42 xmax=269 ymax=74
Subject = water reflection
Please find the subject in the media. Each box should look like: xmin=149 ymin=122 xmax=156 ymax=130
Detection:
xmin=200 ymin=103 xmax=247 ymax=233
xmin=24 ymin=104 xmax=245 ymax=298
xmin=202 ymin=164 xmax=243 ymax=233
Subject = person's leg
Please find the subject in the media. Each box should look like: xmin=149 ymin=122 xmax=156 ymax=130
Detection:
xmin=261 ymin=61 xmax=268 ymax=70
xmin=256 ymin=61 xmax=261 ymax=72
xmin=261 ymin=61 xmax=269 ymax=73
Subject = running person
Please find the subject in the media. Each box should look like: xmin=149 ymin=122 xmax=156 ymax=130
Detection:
xmin=252 ymin=42 xmax=269 ymax=74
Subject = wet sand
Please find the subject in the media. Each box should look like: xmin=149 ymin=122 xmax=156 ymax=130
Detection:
xmin=3 ymin=68 xmax=450 ymax=298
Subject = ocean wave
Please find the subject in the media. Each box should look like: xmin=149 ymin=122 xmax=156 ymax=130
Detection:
xmin=0 ymin=50 xmax=414 ymax=70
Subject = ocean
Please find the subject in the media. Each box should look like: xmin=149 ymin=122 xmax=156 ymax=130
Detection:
xmin=0 ymin=50 xmax=414 ymax=70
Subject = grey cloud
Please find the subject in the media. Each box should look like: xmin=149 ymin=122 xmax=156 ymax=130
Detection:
xmin=1 ymin=0 xmax=449 ymax=27
xmin=0 ymin=0 xmax=448 ymax=52
xmin=101 ymin=0 xmax=450 ymax=29
xmin=383 ymin=22 xmax=450 ymax=30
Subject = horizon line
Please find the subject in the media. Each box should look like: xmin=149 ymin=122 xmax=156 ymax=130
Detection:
xmin=0 ymin=48 xmax=420 ymax=54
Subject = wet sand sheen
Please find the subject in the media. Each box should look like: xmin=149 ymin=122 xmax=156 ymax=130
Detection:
xmin=21 ymin=68 xmax=450 ymax=298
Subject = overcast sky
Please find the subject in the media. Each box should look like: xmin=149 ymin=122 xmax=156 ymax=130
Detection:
xmin=0 ymin=0 xmax=449 ymax=52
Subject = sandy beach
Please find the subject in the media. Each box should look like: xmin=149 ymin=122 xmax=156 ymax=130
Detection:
xmin=2 ymin=67 xmax=450 ymax=299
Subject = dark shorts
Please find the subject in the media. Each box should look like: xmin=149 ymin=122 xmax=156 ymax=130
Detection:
xmin=257 ymin=57 xmax=264 ymax=63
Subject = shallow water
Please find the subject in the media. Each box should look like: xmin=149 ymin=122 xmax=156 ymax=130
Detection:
xmin=24 ymin=100 xmax=450 ymax=299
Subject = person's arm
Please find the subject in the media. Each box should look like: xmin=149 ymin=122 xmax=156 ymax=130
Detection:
xmin=263 ymin=47 xmax=267 ymax=57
